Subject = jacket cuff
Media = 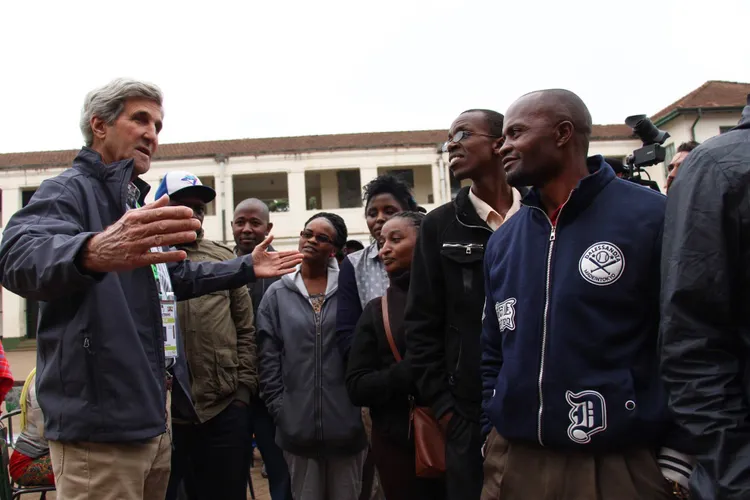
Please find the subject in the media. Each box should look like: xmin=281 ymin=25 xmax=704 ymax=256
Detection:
xmin=658 ymin=447 xmax=695 ymax=490
xmin=243 ymin=254 xmax=257 ymax=283
xmin=235 ymin=384 xmax=252 ymax=405
xmin=73 ymin=232 xmax=108 ymax=281
xmin=431 ymin=392 xmax=456 ymax=421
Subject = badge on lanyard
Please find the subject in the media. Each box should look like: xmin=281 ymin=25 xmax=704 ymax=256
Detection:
xmin=151 ymin=260 xmax=178 ymax=361
xmin=161 ymin=291 xmax=178 ymax=359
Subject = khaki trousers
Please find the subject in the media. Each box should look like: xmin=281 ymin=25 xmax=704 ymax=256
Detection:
xmin=49 ymin=433 xmax=171 ymax=500
xmin=481 ymin=429 xmax=672 ymax=500
xmin=49 ymin=393 xmax=172 ymax=500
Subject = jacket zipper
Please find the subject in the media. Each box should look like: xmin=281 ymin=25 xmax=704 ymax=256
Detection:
xmin=127 ymin=173 xmax=169 ymax=429
xmin=83 ymin=334 xmax=99 ymax=406
xmin=454 ymin=213 xmax=493 ymax=235
xmin=442 ymin=242 xmax=485 ymax=255
xmin=528 ymin=200 xmax=568 ymax=446
xmin=314 ymin=296 xmax=324 ymax=441
xmin=448 ymin=213 xmax=489 ymax=381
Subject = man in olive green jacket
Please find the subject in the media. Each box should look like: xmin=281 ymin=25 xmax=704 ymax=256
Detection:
xmin=161 ymin=171 xmax=257 ymax=500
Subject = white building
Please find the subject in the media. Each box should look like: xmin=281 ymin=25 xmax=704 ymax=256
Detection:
xmin=0 ymin=80 xmax=747 ymax=344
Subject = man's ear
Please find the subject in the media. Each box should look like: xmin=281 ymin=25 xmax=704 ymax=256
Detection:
xmin=556 ymin=121 xmax=574 ymax=148
xmin=492 ymin=136 xmax=505 ymax=155
xmin=266 ymin=222 xmax=274 ymax=234
xmin=90 ymin=115 xmax=108 ymax=142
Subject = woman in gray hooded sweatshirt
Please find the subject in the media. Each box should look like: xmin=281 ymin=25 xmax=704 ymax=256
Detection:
xmin=257 ymin=212 xmax=368 ymax=500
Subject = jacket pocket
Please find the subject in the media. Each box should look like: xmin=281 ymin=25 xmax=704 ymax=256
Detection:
xmin=441 ymin=243 xmax=485 ymax=294
xmin=445 ymin=325 xmax=462 ymax=386
xmin=277 ymin=389 xmax=317 ymax=448
xmin=215 ymin=348 xmax=239 ymax=398
xmin=485 ymin=361 xmax=538 ymax=443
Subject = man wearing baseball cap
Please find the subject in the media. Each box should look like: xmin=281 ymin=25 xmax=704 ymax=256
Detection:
xmin=161 ymin=171 xmax=259 ymax=500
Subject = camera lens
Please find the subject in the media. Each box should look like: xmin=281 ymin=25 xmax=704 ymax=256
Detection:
xmin=625 ymin=115 xmax=670 ymax=145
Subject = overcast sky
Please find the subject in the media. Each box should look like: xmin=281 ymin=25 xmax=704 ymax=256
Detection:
xmin=1 ymin=0 xmax=748 ymax=154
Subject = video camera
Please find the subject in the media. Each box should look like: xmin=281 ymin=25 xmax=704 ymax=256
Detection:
xmin=621 ymin=114 xmax=670 ymax=192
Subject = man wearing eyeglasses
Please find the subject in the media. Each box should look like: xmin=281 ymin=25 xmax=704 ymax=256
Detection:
xmin=405 ymin=109 xmax=521 ymax=499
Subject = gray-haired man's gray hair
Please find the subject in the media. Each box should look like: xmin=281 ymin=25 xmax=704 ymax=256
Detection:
xmin=79 ymin=78 xmax=163 ymax=147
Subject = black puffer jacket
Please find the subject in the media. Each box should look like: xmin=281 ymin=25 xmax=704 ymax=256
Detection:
xmin=405 ymin=187 xmax=493 ymax=422
xmin=661 ymin=95 xmax=750 ymax=500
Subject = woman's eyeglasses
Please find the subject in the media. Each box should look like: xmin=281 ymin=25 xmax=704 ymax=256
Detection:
xmin=300 ymin=230 xmax=333 ymax=245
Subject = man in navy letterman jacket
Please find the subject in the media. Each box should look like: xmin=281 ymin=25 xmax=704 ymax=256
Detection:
xmin=479 ymin=89 xmax=693 ymax=500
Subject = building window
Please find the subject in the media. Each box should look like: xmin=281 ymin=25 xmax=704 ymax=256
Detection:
xmin=720 ymin=126 xmax=734 ymax=134
xmin=337 ymin=170 xmax=362 ymax=208
xmin=389 ymin=169 xmax=415 ymax=188
xmin=305 ymin=169 xmax=362 ymax=210
xmin=22 ymin=188 xmax=37 ymax=208
xmin=233 ymin=173 xmax=289 ymax=213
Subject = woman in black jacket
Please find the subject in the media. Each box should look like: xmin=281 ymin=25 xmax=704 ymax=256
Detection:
xmin=346 ymin=211 xmax=445 ymax=500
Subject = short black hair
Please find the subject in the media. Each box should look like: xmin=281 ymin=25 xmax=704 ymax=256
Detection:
xmin=677 ymin=141 xmax=700 ymax=153
xmin=390 ymin=211 xmax=426 ymax=230
xmin=304 ymin=212 xmax=348 ymax=249
xmin=460 ymin=109 xmax=505 ymax=137
xmin=362 ymin=174 xmax=418 ymax=212
xmin=345 ymin=240 xmax=364 ymax=252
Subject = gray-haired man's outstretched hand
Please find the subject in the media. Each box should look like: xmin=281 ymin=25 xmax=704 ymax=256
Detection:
xmin=251 ymin=235 xmax=303 ymax=278
xmin=81 ymin=195 xmax=199 ymax=273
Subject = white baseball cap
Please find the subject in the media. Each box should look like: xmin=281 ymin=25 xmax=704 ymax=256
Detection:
xmin=155 ymin=171 xmax=216 ymax=203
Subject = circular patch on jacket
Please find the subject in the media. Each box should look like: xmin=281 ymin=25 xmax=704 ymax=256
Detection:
xmin=578 ymin=242 xmax=625 ymax=286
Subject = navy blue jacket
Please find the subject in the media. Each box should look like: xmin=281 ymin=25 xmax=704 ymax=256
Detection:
xmin=0 ymin=148 xmax=258 ymax=443
xmin=481 ymin=156 xmax=678 ymax=452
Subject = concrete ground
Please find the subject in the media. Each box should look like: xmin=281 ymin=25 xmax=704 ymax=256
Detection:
xmin=4 ymin=349 xmax=270 ymax=500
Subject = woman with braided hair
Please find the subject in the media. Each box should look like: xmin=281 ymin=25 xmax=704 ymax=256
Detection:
xmin=346 ymin=212 xmax=445 ymax=500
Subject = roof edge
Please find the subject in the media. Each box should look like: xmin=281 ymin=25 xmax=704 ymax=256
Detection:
xmin=653 ymin=105 xmax=746 ymax=127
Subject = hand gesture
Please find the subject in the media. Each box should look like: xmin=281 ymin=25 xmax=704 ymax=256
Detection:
xmin=81 ymin=195 xmax=200 ymax=273
xmin=251 ymin=235 xmax=303 ymax=278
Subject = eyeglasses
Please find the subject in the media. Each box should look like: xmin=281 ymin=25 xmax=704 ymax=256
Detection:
xmin=300 ymin=230 xmax=333 ymax=245
xmin=442 ymin=130 xmax=500 ymax=153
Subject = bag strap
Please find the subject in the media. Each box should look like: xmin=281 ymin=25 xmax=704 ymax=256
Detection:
xmin=381 ymin=294 xmax=403 ymax=363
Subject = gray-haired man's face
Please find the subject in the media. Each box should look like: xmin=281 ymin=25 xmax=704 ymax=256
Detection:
xmin=93 ymin=98 xmax=162 ymax=176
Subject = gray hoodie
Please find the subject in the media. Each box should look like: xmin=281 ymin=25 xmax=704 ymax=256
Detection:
xmin=257 ymin=260 xmax=367 ymax=457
